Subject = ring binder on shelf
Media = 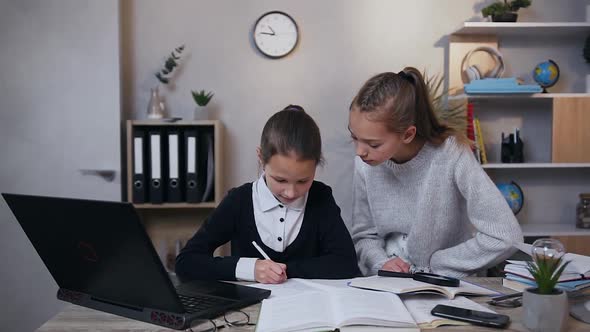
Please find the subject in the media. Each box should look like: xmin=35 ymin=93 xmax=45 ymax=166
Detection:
xmin=166 ymin=131 xmax=183 ymax=202
xmin=132 ymin=128 xmax=147 ymax=203
xmin=185 ymin=129 xmax=204 ymax=203
xmin=149 ymin=131 xmax=164 ymax=204
xmin=201 ymin=130 xmax=215 ymax=202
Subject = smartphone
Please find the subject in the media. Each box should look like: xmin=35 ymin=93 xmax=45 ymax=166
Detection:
xmin=431 ymin=304 xmax=510 ymax=328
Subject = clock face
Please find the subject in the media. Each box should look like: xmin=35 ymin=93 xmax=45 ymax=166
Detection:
xmin=253 ymin=11 xmax=299 ymax=58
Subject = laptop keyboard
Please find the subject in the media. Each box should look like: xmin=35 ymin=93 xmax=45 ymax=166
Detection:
xmin=177 ymin=294 xmax=235 ymax=313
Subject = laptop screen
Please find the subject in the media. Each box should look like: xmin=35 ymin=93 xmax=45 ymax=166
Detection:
xmin=3 ymin=193 xmax=184 ymax=313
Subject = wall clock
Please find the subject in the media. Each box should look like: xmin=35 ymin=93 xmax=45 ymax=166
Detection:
xmin=253 ymin=11 xmax=299 ymax=59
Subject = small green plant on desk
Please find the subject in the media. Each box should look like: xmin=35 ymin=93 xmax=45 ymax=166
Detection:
xmin=522 ymin=238 xmax=570 ymax=332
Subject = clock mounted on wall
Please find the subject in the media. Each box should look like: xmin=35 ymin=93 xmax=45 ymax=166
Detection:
xmin=253 ymin=11 xmax=299 ymax=59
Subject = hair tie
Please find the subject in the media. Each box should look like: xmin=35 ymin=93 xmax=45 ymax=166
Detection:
xmin=283 ymin=104 xmax=305 ymax=112
xmin=398 ymin=71 xmax=414 ymax=84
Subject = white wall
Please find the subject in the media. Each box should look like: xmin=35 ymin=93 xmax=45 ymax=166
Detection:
xmin=122 ymin=0 xmax=588 ymax=227
xmin=0 ymin=1 xmax=121 ymax=331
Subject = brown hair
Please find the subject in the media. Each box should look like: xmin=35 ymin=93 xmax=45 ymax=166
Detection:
xmin=259 ymin=105 xmax=324 ymax=165
xmin=350 ymin=67 xmax=465 ymax=145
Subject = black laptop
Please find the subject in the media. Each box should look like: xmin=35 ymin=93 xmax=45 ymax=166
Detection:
xmin=2 ymin=193 xmax=270 ymax=330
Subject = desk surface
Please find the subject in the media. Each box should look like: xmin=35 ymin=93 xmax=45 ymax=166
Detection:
xmin=37 ymin=277 xmax=589 ymax=332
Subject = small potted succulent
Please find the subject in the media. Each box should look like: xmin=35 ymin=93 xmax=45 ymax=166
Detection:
xmin=481 ymin=0 xmax=531 ymax=22
xmin=191 ymin=90 xmax=214 ymax=120
xmin=522 ymin=238 xmax=570 ymax=332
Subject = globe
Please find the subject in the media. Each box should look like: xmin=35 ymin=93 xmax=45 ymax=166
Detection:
xmin=497 ymin=181 xmax=524 ymax=215
xmin=533 ymin=59 xmax=560 ymax=93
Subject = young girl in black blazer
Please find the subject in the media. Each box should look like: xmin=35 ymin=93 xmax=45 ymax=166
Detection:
xmin=176 ymin=105 xmax=360 ymax=284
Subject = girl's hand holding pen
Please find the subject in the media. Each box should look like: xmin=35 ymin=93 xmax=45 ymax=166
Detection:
xmin=255 ymin=259 xmax=287 ymax=284
xmin=251 ymin=241 xmax=287 ymax=284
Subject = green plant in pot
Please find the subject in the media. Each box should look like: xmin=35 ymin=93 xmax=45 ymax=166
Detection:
xmin=522 ymin=238 xmax=570 ymax=332
xmin=481 ymin=0 xmax=531 ymax=22
xmin=191 ymin=90 xmax=214 ymax=120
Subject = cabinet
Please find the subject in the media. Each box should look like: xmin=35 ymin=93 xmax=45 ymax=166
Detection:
xmin=125 ymin=120 xmax=225 ymax=269
xmin=449 ymin=22 xmax=590 ymax=247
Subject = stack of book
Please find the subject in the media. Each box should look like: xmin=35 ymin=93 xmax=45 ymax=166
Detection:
xmin=503 ymin=259 xmax=590 ymax=292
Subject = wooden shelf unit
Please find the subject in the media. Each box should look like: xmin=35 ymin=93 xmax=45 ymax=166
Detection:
xmin=125 ymin=120 xmax=224 ymax=207
xmin=453 ymin=22 xmax=590 ymax=37
xmin=449 ymin=20 xmax=590 ymax=252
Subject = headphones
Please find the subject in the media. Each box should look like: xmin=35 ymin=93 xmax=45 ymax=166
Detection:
xmin=461 ymin=46 xmax=505 ymax=82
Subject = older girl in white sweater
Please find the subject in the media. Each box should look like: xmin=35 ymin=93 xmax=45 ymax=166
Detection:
xmin=348 ymin=68 xmax=523 ymax=278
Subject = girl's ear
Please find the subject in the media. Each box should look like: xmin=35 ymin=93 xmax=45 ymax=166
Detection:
xmin=402 ymin=126 xmax=417 ymax=144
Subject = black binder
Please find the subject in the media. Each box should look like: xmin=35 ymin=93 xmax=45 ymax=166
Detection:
xmin=166 ymin=130 xmax=183 ymax=202
xmin=201 ymin=129 xmax=215 ymax=202
xmin=148 ymin=130 xmax=164 ymax=204
xmin=132 ymin=128 xmax=147 ymax=203
xmin=185 ymin=129 xmax=204 ymax=203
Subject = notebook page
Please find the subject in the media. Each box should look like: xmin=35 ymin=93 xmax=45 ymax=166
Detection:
xmin=256 ymin=291 xmax=334 ymax=332
xmin=246 ymin=278 xmax=323 ymax=298
xmin=402 ymin=295 xmax=495 ymax=328
xmin=332 ymin=288 xmax=416 ymax=328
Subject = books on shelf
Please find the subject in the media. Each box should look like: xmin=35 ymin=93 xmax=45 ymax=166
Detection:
xmin=464 ymin=78 xmax=542 ymax=94
xmin=467 ymin=103 xmax=487 ymax=164
xmin=348 ymin=275 xmax=497 ymax=299
xmin=253 ymin=278 xmax=498 ymax=331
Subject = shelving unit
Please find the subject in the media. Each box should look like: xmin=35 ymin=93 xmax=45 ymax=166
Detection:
xmin=449 ymin=21 xmax=590 ymax=250
xmin=453 ymin=22 xmax=590 ymax=37
xmin=126 ymin=120 xmax=224 ymax=207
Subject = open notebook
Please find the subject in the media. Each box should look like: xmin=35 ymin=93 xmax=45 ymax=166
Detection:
xmin=348 ymin=276 xmax=497 ymax=299
xmin=252 ymin=278 xmax=498 ymax=331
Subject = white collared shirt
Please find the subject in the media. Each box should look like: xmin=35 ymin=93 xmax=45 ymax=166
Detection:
xmin=235 ymin=174 xmax=308 ymax=281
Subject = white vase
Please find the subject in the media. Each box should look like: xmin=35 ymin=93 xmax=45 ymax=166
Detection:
xmin=194 ymin=105 xmax=208 ymax=120
xmin=523 ymin=288 xmax=569 ymax=332
xmin=147 ymin=86 xmax=165 ymax=119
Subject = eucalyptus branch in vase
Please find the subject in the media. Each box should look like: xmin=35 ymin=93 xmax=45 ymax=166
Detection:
xmin=147 ymin=45 xmax=185 ymax=119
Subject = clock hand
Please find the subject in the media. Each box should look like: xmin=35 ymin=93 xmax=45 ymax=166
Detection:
xmin=260 ymin=32 xmax=274 ymax=35
xmin=269 ymin=26 xmax=276 ymax=35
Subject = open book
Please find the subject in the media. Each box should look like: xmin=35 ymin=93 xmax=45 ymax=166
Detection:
xmin=255 ymin=287 xmax=417 ymax=331
xmin=253 ymin=278 xmax=500 ymax=331
xmin=348 ymin=276 xmax=497 ymax=299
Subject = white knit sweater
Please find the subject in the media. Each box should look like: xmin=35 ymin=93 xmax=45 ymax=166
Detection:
xmin=351 ymin=136 xmax=523 ymax=278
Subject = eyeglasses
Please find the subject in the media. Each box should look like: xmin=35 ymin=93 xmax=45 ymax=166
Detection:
xmin=187 ymin=310 xmax=255 ymax=332
xmin=487 ymin=292 xmax=522 ymax=308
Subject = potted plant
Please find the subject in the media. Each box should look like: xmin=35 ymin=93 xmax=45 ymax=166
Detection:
xmin=191 ymin=89 xmax=214 ymax=120
xmin=147 ymin=45 xmax=185 ymax=119
xmin=522 ymin=238 xmax=570 ymax=332
xmin=481 ymin=0 xmax=531 ymax=22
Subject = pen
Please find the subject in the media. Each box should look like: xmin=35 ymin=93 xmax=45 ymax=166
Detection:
xmin=252 ymin=241 xmax=271 ymax=260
